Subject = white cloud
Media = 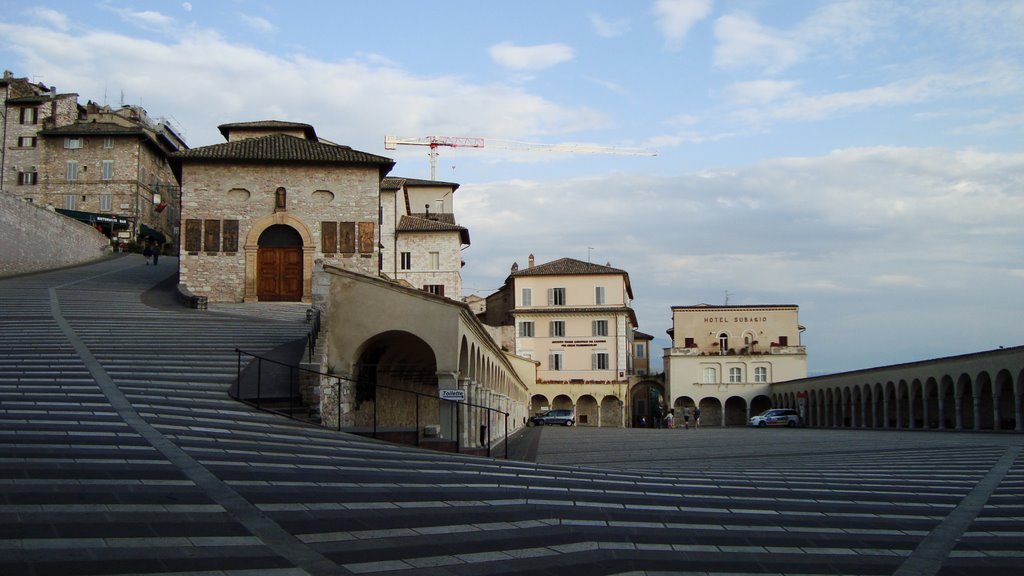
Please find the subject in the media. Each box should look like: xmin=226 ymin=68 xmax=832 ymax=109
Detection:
xmin=31 ymin=7 xmax=69 ymax=31
xmin=489 ymin=41 xmax=575 ymax=71
xmin=182 ymin=3 xmax=193 ymax=12
xmin=724 ymin=79 xmax=797 ymax=105
xmin=589 ymin=13 xmax=630 ymax=38
xmin=240 ymin=14 xmax=275 ymax=34
xmin=121 ymin=10 xmax=175 ymax=32
xmin=713 ymin=13 xmax=804 ymax=73
xmin=653 ymin=0 xmax=712 ymax=50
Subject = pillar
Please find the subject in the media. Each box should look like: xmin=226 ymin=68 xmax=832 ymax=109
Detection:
xmin=992 ymin=392 xmax=1001 ymax=432
xmin=937 ymin=394 xmax=946 ymax=430
xmin=973 ymin=396 xmax=982 ymax=431
xmin=436 ymin=371 xmax=460 ymax=441
xmin=882 ymin=398 xmax=890 ymax=429
xmin=1015 ymin=392 xmax=1023 ymax=432
xmin=954 ymin=395 xmax=963 ymax=431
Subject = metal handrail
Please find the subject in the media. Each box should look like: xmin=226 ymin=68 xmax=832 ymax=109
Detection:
xmin=233 ymin=348 xmax=509 ymax=458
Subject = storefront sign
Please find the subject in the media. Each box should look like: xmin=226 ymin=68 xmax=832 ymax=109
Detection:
xmin=439 ymin=389 xmax=465 ymax=402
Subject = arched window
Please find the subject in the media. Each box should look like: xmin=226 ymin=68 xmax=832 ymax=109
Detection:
xmin=275 ymin=187 xmax=287 ymax=210
xmin=719 ymin=333 xmax=729 ymax=355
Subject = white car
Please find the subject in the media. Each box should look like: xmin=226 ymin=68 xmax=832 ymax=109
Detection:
xmin=750 ymin=408 xmax=801 ymax=427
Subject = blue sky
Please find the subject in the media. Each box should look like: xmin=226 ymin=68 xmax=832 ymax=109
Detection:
xmin=2 ymin=1 xmax=1022 ymax=375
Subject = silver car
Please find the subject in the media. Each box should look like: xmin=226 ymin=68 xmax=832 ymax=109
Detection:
xmin=529 ymin=409 xmax=575 ymax=426
xmin=749 ymin=408 xmax=801 ymax=427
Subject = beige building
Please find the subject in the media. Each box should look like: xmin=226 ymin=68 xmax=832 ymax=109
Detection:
xmin=484 ymin=255 xmax=638 ymax=427
xmin=379 ymin=177 xmax=469 ymax=299
xmin=2 ymin=71 xmax=185 ymax=247
xmin=664 ymin=304 xmax=807 ymax=426
xmin=633 ymin=330 xmax=655 ymax=377
xmin=172 ymin=121 xmax=395 ymax=303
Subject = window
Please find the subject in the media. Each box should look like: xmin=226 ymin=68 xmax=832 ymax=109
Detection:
xmin=778 ymin=336 xmax=789 ymax=346
xmin=274 ymin=187 xmax=287 ymax=210
xmin=20 ymin=107 xmax=37 ymax=124
xmin=17 ymin=136 xmax=36 ymax=147
xmin=99 ymin=194 xmax=112 ymax=212
xmin=64 ymin=195 xmax=76 ymax=210
xmin=65 ymin=161 xmax=78 ymax=181
xmin=400 ymin=252 xmax=411 ymax=270
xmin=103 ymin=137 xmax=114 ymax=149
xmin=684 ymin=337 xmax=696 ymax=348
xmin=64 ymin=137 xmax=84 ymax=149
xmin=548 ymin=352 xmax=563 ymax=371
xmin=521 ymin=288 xmax=532 ymax=306
xmin=595 ymin=286 xmax=606 ymax=305
xmin=423 ymin=284 xmax=445 ymax=296
xmin=635 ymin=343 xmax=645 ymax=358
xmin=592 ymin=320 xmax=608 ymax=336
xmin=519 ymin=321 xmax=535 ymax=337
xmin=429 ymin=251 xmax=440 ymax=270
xmin=550 ymin=320 xmax=565 ymax=337
xmin=593 ymin=352 xmax=609 ymax=370
xmin=719 ymin=333 xmax=729 ymax=354
xmin=548 ymin=287 xmax=566 ymax=306
xmin=754 ymin=367 xmax=767 ymax=383
xmin=703 ymin=367 xmax=718 ymax=383
xmin=18 ymin=170 xmax=37 ymax=185
xmin=101 ymin=160 xmax=114 ymax=181
xmin=729 ymin=367 xmax=743 ymax=383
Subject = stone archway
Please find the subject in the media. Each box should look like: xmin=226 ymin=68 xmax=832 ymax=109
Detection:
xmin=350 ymin=330 xmax=438 ymax=430
xmin=243 ymin=212 xmax=315 ymax=302
xmin=630 ymin=380 xmax=664 ymax=427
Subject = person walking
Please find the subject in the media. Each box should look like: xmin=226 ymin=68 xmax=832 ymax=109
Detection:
xmin=682 ymin=406 xmax=691 ymax=429
xmin=142 ymin=244 xmax=152 ymax=265
xmin=151 ymin=243 xmax=160 ymax=265
xmin=693 ymin=406 xmax=702 ymax=429
xmin=665 ymin=409 xmax=675 ymax=429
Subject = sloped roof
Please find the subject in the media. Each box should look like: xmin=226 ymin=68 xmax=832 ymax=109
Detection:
xmin=633 ymin=330 xmax=655 ymax=341
xmin=381 ymin=176 xmax=460 ymax=192
xmin=511 ymin=257 xmax=633 ymax=299
xmin=397 ymin=214 xmax=470 ymax=245
xmin=39 ymin=122 xmax=145 ymax=137
xmin=172 ymin=133 xmax=394 ymax=173
xmin=217 ymin=120 xmax=317 ymax=140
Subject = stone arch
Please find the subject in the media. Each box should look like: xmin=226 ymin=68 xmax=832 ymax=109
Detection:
xmin=994 ymin=369 xmax=1015 ymax=431
xmin=530 ymin=394 xmax=550 ymax=415
xmin=243 ymin=211 xmax=315 ymax=302
xmin=600 ymin=395 xmax=622 ymax=427
xmin=699 ymin=397 xmax=723 ymax=427
xmin=576 ymin=395 xmax=599 ymax=426
xmin=630 ymin=380 xmax=665 ymax=427
xmin=957 ymin=373 xmax=973 ymax=430
xmin=940 ymin=375 xmax=956 ymax=429
xmin=551 ymin=394 xmax=574 ymax=412
xmin=976 ymin=371 xmax=993 ymax=430
xmin=923 ymin=377 xmax=939 ymax=429
xmin=350 ymin=330 xmax=438 ymax=429
xmin=724 ymin=396 xmax=747 ymax=426
xmin=750 ymin=394 xmax=772 ymax=419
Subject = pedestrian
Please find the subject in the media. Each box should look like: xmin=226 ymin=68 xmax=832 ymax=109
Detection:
xmin=151 ymin=243 xmax=160 ymax=265
xmin=665 ymin=409 xmax=675 ymax=429
xmin=694 ymin=406 xmax=702 ymax=429
xmin=142 ymin=244 xmax=152 ymax=265
xmin=682 ymin=406 xmax=691 ymax=429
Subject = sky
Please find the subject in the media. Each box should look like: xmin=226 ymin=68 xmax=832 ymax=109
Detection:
xmin=2 ymin=0 xmax=1022 ymax=375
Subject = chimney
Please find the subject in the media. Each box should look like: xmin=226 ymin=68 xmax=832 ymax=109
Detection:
xmin=528 ymin=254 xmax=535 ymax=268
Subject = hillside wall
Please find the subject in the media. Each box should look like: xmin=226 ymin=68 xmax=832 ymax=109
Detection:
xmin=0 ymin=193 xmax=111 ymax=277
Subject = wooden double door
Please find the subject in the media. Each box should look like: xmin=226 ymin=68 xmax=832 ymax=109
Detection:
xmin=257 ymin=246 xmax=303 ymax=301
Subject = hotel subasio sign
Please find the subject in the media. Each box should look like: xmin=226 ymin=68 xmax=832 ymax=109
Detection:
xmin=702 ymin=316 xmax=768 ymax=324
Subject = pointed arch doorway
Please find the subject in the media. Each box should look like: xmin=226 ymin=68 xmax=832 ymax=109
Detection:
xmin=257 ymin=224 xmax=303 ymax=301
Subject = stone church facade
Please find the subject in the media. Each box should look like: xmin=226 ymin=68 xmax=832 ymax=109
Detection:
xmin=171 ymin=121 xmax=394 ymax=302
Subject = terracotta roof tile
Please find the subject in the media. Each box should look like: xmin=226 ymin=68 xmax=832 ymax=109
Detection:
xmin=512 ymin=257 xmax=627 ymax=277
xmin=172 ymin=133 xmax=394 ymax=167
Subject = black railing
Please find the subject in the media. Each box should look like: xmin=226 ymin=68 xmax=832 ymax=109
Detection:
xmin=305 ymin=308 xmax=321 ymax=363
xmin=233 ymin=349 xmax=509 ymax=458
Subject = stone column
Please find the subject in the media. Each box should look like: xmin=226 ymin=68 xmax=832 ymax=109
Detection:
xmin=1015 ymin=392 xmax=1023 ymax=432
xmin=895 ymin=395 xmax=903 ymax=430
xmin=973 ymin=396 xmax=982 ymax=431
xmin=436 ymin=371 xmax=460 ymax=441
xmin=882 ymin=398 xmax=890 ymax=429
xmin=720 ymin=403 xmax=726 ymax=427
xmin=861 ymin=398 xmax=868 ymax=429
xmin=908 ymin=393 xmax=916 ymax=429
xmin=954 ymin=394 xmax=963 ymax=431
xmin=458 ymin=377 xmax=472 ymax=448
xmin=992 ymin=392 xmax=1001 ymax=432
xmin=921 ymin=393 xmax=929 ymax=430
xmin=937 ymin=394 xmax=946 ymax=430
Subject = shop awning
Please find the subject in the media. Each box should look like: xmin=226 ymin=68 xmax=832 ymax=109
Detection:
xmin=139 ymin=223 xmax=166 ymax=244
xmin=55 ymin=208 xmax=130 ymax=228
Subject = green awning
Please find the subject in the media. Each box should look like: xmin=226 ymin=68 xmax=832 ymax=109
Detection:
xmin=55 ymin=208 xmax=129 ymax=228
xmin=139 ymin=223 xmax=166 ymax=243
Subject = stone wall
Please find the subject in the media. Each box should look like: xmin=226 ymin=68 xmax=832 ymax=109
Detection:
xmin=0 ymin=193 xmax=110 ymax=276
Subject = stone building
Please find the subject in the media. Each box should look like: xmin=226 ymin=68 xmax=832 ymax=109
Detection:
xmin=171 ymin=121 xmax=396 ymax=302
xmin=484 ymin=255 xmax=638 ymax=426
xmin=380 ymin=177 xmax=469 ymax=299
xmin=663 ymin=304 xmax=808 ymax=426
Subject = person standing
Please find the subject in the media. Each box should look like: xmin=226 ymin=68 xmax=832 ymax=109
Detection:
xmin=693 ymin=406 xmax=702 ymax=428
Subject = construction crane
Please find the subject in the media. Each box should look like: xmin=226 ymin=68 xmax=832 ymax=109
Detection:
xmin=384 ymin=135 xmax=657 ymax=180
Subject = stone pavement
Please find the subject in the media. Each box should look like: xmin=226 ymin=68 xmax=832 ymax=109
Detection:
xmin=1 ymin=254 xmax=1022 ymax=576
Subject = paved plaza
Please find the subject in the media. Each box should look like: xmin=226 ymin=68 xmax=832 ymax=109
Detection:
xmin=1 ymin=256 xmax=1022 ymax=575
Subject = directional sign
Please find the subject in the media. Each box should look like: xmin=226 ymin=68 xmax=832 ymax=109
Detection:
xmin=439 ymin=389 xmax=466 ymax=402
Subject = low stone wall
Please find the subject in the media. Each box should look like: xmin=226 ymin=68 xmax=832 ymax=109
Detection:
xmin=0 ymin=193 xmax=110 ymax=276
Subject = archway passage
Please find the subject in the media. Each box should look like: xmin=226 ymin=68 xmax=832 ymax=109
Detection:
xmin=258 ymin=224 xmax=303 ymax=301
xmin=630 ymin=381 xmax=664 ymax=427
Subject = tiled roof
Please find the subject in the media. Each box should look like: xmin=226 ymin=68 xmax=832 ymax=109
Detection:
xmin=512 ymin=257 xmax=627 ymax=277
xmin=39 ymin=122 xmax=146 ymax=137
xmin=172 ymin=133 xmax=395 ymax=168
xmin=397 ymin=214 xmax=470 ymax=244
xmin=217 ymin=120 xmax=316 ymax=140
xmin=633 ymin=330 xmax=655 ymax=340
xmin=381 ymin=177 xmax=460 ymax=191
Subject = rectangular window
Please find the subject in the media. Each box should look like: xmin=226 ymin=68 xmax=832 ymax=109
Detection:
xmin=17 ymin=136 xmax=36 ymax=147
xmin=203 ymin=219 xmax=221 ymax=252
xmin=548 ymin=352 xmax=563 ymax=371
xmin=103 ymin=137 xmax=114 ymax=149
xmin=521 ymin=288 xmax=532 ymax=306
xmin=703 ymin=367 xmax=717 ymax=384
xmin=592 ymin=320 xmax=608 ymax=336
xmin=222 ymin=220 xmax=239 ymax=252
xmin=548 ymin=287 xmax=566 ymax=306
xmin=185 ymin=219 xmax=202 ymax=253
xmin=18 ymin=171 xmax=38 ymax=185
xmin=101 ymin=160 xmax=114 ymax=181
xmin=729 ymin=367 xmax=743 ymax=383
xmin=778 ymin=336 xmax=789 ymax=346
xmin=321 ymin=221 xmax=338 ymax=253
xmin=400 ymin=252 xmax=412 ymax=270
xmin=357 ymin=221 xmax=374 ymax=253
xmin=339 ymin=221 xmax=355 ymax=253
xmin=20 ymin=107 xmax=37 ymax=124
xmin=99 ymin=194 xmax=112 ymax=212
xmin=754 ymin=366 xmax=767 ymax=383
xmin=64 ymin=137 xmax=84 ymax=149
xmin=550 ymin=320 xmax=565 ymax=337
xmin=423 ymin=284 xmax=445 ymax=296
xmin=429 ymin=251 xmax=440 ymax=270
xmin=519 ymin=321 xmax=535 ymax=337
xmin=684 ymin=337 xmax=696 ymax=348
xmin=593 ymin=352 xmax=610 ymax=370
xmin=65 ymin=161 xmax=78 ymax=181
xmin=595 ymin=286 xmax=606 ymax=305
xmin=64 ymin=195 xmax=76 ymax=210
xmin=635 ymin=343 xmax=645 ymax=358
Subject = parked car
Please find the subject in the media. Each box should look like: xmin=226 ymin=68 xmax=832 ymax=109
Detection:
xmin=529 ymin=409 xmax=575 ymax=426
xmin=749 ymin=408 xmax=801 ymax=427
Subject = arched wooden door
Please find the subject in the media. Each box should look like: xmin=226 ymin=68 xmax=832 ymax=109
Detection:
xmin=257 ymin=225 xmax=303 ymax=301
